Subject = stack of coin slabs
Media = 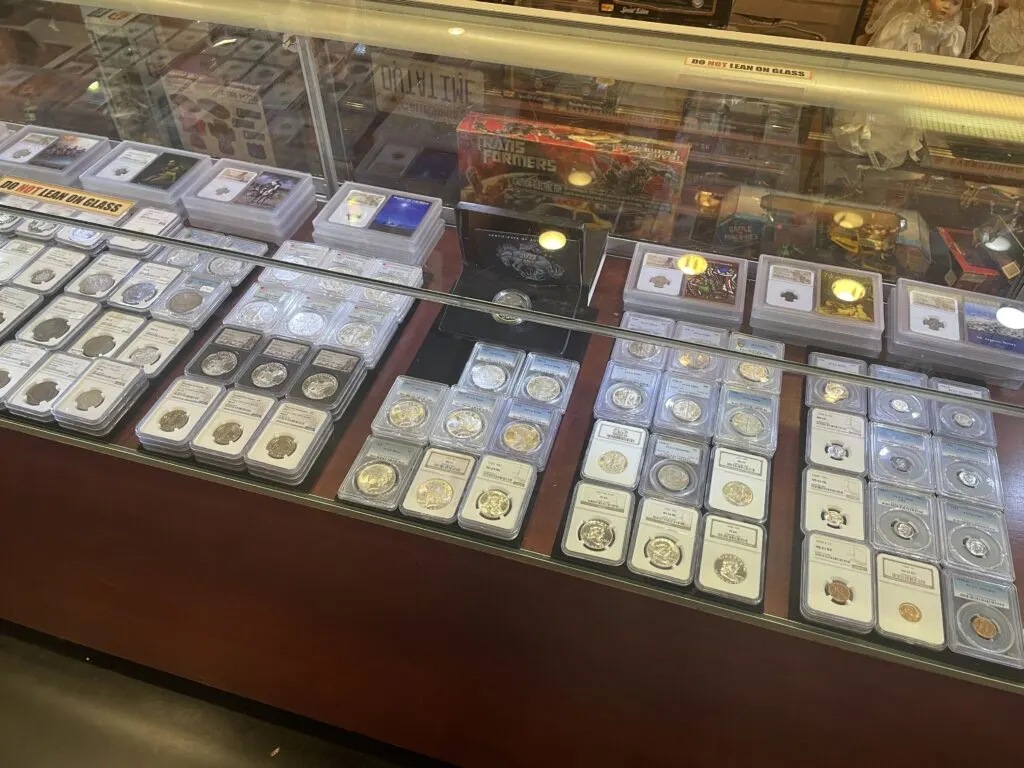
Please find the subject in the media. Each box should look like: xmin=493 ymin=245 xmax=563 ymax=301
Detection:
xmin=190 ymin=388 xmax=277 ymax=472
xmin=244 ymin=400 xmax=334 ymax=485
xmin=185 ymin=327 xmax=264 ymax=386
xmin=0 ymin=340 xmax=46 ymax=406
xmin=135 ymin=376 xmax=225 ymax=457
xmin=0 ymin=126 xmax=112 ymax=185
xmin=5 ymin=351 xmax=91 ymax=421
xmin=107 ymin=207 xmax=183 ymax=260
xmin=52 ymin=358 xmax=148 ymax=436
xmin=284 ymin=347 xmax=366 ymax=419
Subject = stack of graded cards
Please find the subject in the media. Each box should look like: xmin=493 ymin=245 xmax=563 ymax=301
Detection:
xmin=51 ymin=358 xmax=148 ymax=436
xmin=312 ymin=182 xmax=444 ymax=267
xmin=0 ymin=126 xmax=113 ymax=185
xmin=750 ymin=255 xmax=884 ymax=356
xmin=182 ymin=158 xmax=316 ymax=243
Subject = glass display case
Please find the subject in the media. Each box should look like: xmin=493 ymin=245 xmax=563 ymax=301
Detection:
xmin=2 ymin=0 xmax=1024 ymax=749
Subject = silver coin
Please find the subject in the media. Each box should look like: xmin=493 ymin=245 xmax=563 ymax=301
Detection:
xmin=889 ymin=397 xmax=911 ymax=414
xmin=335 ymin=321 xmax=376 ymax=350
xmin=129 ymin=345 xmax=162 ymax=367
xmin=669 ymin=398 xmax=702 ymax=423
xmin=167 ymin=290 xmax=204 ymax=314
xmin=32 ymin=317 xmax=70 ymax=343
xmin=121 ymin=281 xmax=159 ymax=306
xmin=301 ymin=373 xmax=339 ymax=401
xmin=287 ymin=311 xmax=326 ymax=338
xmin=952 ymin=410 xmax=976 ymax=429
xmin=825 ymin=442 xmax=849 ymax=461
xmin=890 ymin=455 xmax=912 ymax=473
xmin=208 ymin=256 xmax=243 ymax=278
xmin=200 ymin=350 xmax=238 ymax=377
xmin=445 ymin=409 xmax=484 ymax=439
xmin=626 ymin=341 xmax=660 ymax=361
xmin=644 ymin=536 xmax=682 ymax=570
xmin=729 ymin=410 xmax=764 ymax=437
xmin=165 ymin=249 xmax=199 ymax=268
xmin=237 ymin=300 xmax=279 ymax=328
xmin=470 ymin=363 xmax=507 ymax=392
xmin=250 ymin=361 xmax=289 ymax=389
xmin=610 ymin=384 xmax=644 ymax=411
xmin=0 ymin=369 xmax=9 ymax=389
xmin=822 ymin=507 xmax=847 ymax=528
xmin=892 ymin=518 xmax=918 ymax=540
xmin=654 ymin=461 xmax=691 ymax=492
xmin=957 ymin=469 xmax=981 ymax=489
xmin=81 ymin=334 xmax=116 ymax=358
xmin=29 ymin=268 xmax=55 ymax=285
xmin=713 ymin=553 xmax=748 ymax=584
xmin=78 ymin=273 xmax=115 ymax=295
xmin=963 ymin=535 xmax=990 ymax=558
xmin=24 ymin=379 xmax=59 ymax=405
xmin=74 ymin=387 xmax=105 ymax=411
xmin=525 ymin=374 xmax=562 ymax=404
xmin=491 ymin=289 xmax=530 ymax=325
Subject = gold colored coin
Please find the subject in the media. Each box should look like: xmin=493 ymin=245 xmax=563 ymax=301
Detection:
xmin=355 ymin=461 xmax=398 ymax=497
xmin=388 ymin=398 xmax=427 ymax=430
xmin=971 ymin=614 xmax=1000 ymax=641
xmin=678 ymin=350 xmax=714 ymax=370
xmin=825 ymin=579 xmax=853 ymax=605
xmin=822 ymin=381 xmax=849 ymax=404
xmin=476 ymin=489 xmax=512 ymax=520
xmin=898 ymin=602 xmax=922 ymax=623
xmin=738 ymin=362 xmax=771 ymax=384
xmin=212 ymin=421 xmax=243 ymax=445
xmin=721 ymin=480 xmax=754 ymax=507
xmin=415 ymin=478 xmax=454 ymax=510
xmin=578 ymin=518 xmax=615 ymax=551
xmin=597 ymin=450 xmax=628 ymax=475
xmin=502 ymin=422 xmax=542 ymax=454
xmin=644 ymin=536 xmax=682 ymax=570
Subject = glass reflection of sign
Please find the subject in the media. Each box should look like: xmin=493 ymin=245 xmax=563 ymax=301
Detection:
xmin=371 ymin=53 xmax=483 ymax=124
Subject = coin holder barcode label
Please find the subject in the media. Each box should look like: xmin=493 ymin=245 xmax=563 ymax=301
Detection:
xmin=108 ymin=263 xmax=183 ymax=312
xmin=185 ymin=327 xmax=263 ymax=384
xmin=136 ymin=377 xmax=225 ymax=455
xmin=669 ymin=321 xmax=728 ymax=378
xmin=307 ymin=250 xmax=378 ymax=301
xmin=190 ymin=390 xmax=278 ymax=466
xmin=943 ymin=572 xmax=1024 ymax=669
xmin=805 ymin=353 xmax=867 ymax=415
xmin=868 ymin=365 xmax=931 ymax=431
xmin=323 ymin=303 xmax=396 ymax=368
xmin=801 ymin=533 xmax=874 ymax=634
xmin=16 ymin=295 xmax=100 ymax=349
xmin=610 ymin=312 xmax=674 ymax=371
xmin=66 ymin=311 xmax=146 ymax=360
xmin=457 ymin=454 xmax=537 ymax=540
xmin=652 ymin=374 xmax=718 ymax=440
xmin=108 ymin=207 xmax=181 ymax=256
xmin=0 ymin=239 xmax=45 ymax=282
xmin=706 ymin=446 xmax=769 ymax=522
xmin=875 ymin=554 xmax=945 ymax=650
xmin=275 ymin=293 xmax=344 ymax=343
xmin=696 ymin=515 xmax=765 ymax=604
xmin=245 ymin=401 xmax=331 ymax=481
xmin=934 ymin=438 xmax=1004 ymax=509
xmin=724 ymin=333 xmax=784 ymax=395
xmin=638 ymin=432 xmax=707 ymax=506
xmin=0 ymin=341 xmax=46 ymax=404
xmin=806 ymin=409 xmax=866 ymax=476
xmin=627 ymin=499 xmax=701 ymax=586
xmin=581 ymin=420 xmax=649 ymax=490
xmin=11 ymin=246 xmax=88 ymax=295
xmin=372 ymin=376 xmax=449 ymax=446
xmin=52 ymin=359 xmax=146 ymax=433
xmin=593 ymin=362 xmax=660 ymax=428
xmin=64 ymin=253 xmax=139 ymax=300
xmin=223 ymin=284 xmax=299 ymax=333
xmin=400 ymin=448 xmax=477 ymax=524
xmin=488 ymin=400 xmax=562 ymax=471
xmin=429 ymin=389 xmax=501 ymax=454
xmin=868 ymin=483 xmax=939 ymax=562
xmin=114 ymin=321 xmax=192 ymax=378
xmin=0 ymin=286 xmax=43 ymax=339
xmin=801 ymin=467 xmax=866 ymax=541
xmin=510 ymin=352 xmax=580 ymax=412
xmin=5 ymin=352 xmax=90 ymax=420
xmin=258 ymin=241 xmax=327 ymax=290
xmin=561 ymin=481 xmax=634 ymax=566
xmin=149 ymin=275 xmax=231 ymax=329
xmin=235 ymin=337 xmax=313 ymax=398
xmin=338 ymin=435 xmax=423 ymax=511
xmin=929 ymin=378 xmax=997 ymax=447
xmin=938 ymin=499 xmax=1014 ymax=581
xmin=868 ymin=424 xmax=936 ymax=492
xmin=765 ymin=262 xmax=815 ymax=312
xmin=457 ymin=342 xmax=527 ymax=397
xmin=714 ymin=385 xmax=779 ymax=457
xmin=286 ymin=349 xmax=363 ymax=413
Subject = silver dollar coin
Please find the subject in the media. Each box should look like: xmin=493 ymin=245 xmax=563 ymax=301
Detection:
xmin=250 ymin=361 xmax=289 ymax=389
xmin=29 ymin=268 xmax=55 ymax=285
xmin=445 ymin=409 xmax=484 ymax=439
xmin=129 ymin=345 xmax=162 ymax=367
xmin=470 ymin=363 xmax=507 ymax=392
xmin=81 ymin=334 xmax=116 ymax=358
xmin=610 ymin=384 xmax=644 ymax=411
xmin=237 ymin=300 xmax=278 ymax=328
xmin=208 ymin=257 xmax=243 ymax=278
xmin=287 ymin=311 xmax=327 ymax=338
xmin=201 ymin=350 xmax=238 ymax=377
xmin=32 ymin=317 xmax=70 ymax=343
xmin=167 ymin=290 xmax=204 ymax=315
xmin=74 ymin=388 xmax=105 ymax=411
xmin=121 ymin=281 xmax=159 ymax=306
xmin=301 ymin=373 xmax=339 ymax=401
xmin=525 ymin=374 xmax=562 ymax=403
xmin=78 ymin=273 xmax=115 ymax=296
xmin=670 ymin=398 xmax=702 ymax=423
xmin=335 ymin=321 xmax=375 ymax=351
xmin=654 ymin=461 xmax=691 ymax=492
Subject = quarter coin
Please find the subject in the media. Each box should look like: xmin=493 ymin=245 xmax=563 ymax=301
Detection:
xmin=355 ymin=461 xmax=398 ymax=497
xmin=266 ymin=434 xmax=298 ymax=460
xmin=476 ymin=489 xmax=512 ymax=520
xmin=502 ymin=422 xmax=542 ymax=454
xmin=388 ymin=399 xmax=427 ymax=429
xmin=525 ymin=374 xmax=562 ymax=404
xmin=644 ymin=536 xmax=682 ymax=570
xmin=200 ymin=350 xmax=238 ymax=377
xmin=415 ymin=478 xmax=454 ymax=510
xmin=722 ymin=480 xmax=754 ymax=507
xmin=578 ymin=518 xmax=615 ymax=552
xmin=713 ymin=553 xmax=747 ymax=584
xmin=470 ymin=363 xmax=507 ymax=392
xmin=963 ymin=535 xmax=990 ymax=558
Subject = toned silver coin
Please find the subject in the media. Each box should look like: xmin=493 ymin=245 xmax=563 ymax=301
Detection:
xmin=737 ymin=361 xmax=771 ymax=383
xmin=266 ymin=434 xmax=298 ymax=460
xmin=525 ymin=374 xmax=562 ymax=404
xmin=415 ymin=478 xmax=454 ymax=510
xmin=824 ymin=442 xmax=849 ymax=461
xmin=598 ymin=450 xmax=628 ymax=475
xmin=301 ymin=373 xmax=339 ymax=401
xmin=129 ymin=345 xmax=162 ymax=367
xmin=355 ymin=461 xmax=398 ymax=497
xmin=24 ymin=380 xmax=59 ymax=406
xmin=626 ymin=341 xmax=659 ymax=361
xmin=644 ymin=536 xmax=682 ymax=570
xmin=678 ymin=350 xmax=714 ymax=370
xmin=74 ymin=388 xmax=105 ymax=411
xmin=491 ymin=289 xmax=530 ymax=325
xmin=82 ymin=334 xmax=116 ymax=358
xmin=238 ymin=300 xmax=278 ymax=328
xmin=890 ymin=455 xmax=912 ymax=473
xmin=952 ymin=410 xmax=976 ymax=429
xmin=29 ymin=268 xmax=55 ymax=285
xmin=0 ymin=370 xmax=9 ymax=389
xmin=610 ymin=384 xmax=644 ymax=411
xmin=32 ymin=317 xmax=71 ymax=343
xmin=502 ymin=422 xmax=542 ymax=454
xmin=445 ymin=409 xmax=484 ymax=439
xmin=335 ymin=321 xmax=376 ymax=350
xmin=822 ymin=506 xmax=847 ymax=528
xmin=822 ymin=381 xmax=849 ymax=404
xmin=670 ymin=398 xmax=702 ymax=423
xmin=963 ymin=535 xmax=990 ymax=558
xmin=201 ymin=350 xmax=238 ymax=377
xmin=713 ymin=553 xmax=748 ymax=584
xmin=578 ymin=518 xmax=615 ymax=552
xmin=655 ymin=461 xmax=690 ymax=492
xmin=158 ymin=408 xmax=189 ymax=432
xmin=388 ymin=399 xmax=427 ymax=429
xmin=121 ymin=281 xmax=159 ymax=306
xmin=891 ymin=518 xmax=917 ymax=540
xmin=287 ymin=311 xmax=327 ymax=338
xmin=250 ymin=361 xmax=289 ymax=389
xmin=729 ymin=410 xmax=764 ymax=438
xmin=212 ymin=421 xmax=244 ymax=445
xmin=470 ymin=363 xmax=507 ymax=392
xmin=167 ymin=290 xmax=204 ymax=315
xmin=78 ymin=273 xmax=115 ymax=296
xmin=722 ymin=480 xmax=754 ymax=506
xmin=476 ymin=489 xmax=512 ymax=520
xmin=889 ymin=397 xmax=911 ymax=414
xmin=957 ymin=469 xmax=981 ymax=489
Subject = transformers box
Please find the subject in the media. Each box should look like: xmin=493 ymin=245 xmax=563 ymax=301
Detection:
xmin=457 ymin=112 xmax=689 ymax=242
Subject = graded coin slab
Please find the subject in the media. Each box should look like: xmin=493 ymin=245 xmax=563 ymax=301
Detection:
xmin=489 ymin=400 xmax=561 ymax=470
xmin=582 ymin=420 xmax=648 ymax=490
xmin=400 ymin=448 xmax=477 ymax=523
xmin=806 ymin=353 xmax=868 ymax=415
xmin=667 ymin=321 xmax=728 ymax=382
xmin=929 ymin=379 xmax=997 ymax=446
xmin=868 ymin=365 xmax=931 ymax=431
xmin=224 ymin=284 xmax=298 ymax=332
xmin=185 ymin=327 xmax=263 ymax=384
xmin=801 ymin=467 xmax=866 ymax=541
xmin=868 ymin=423 xmax=935 ymax=492
xmin=715 ymin=385 xmax=779 ymax=457
xmin=236 ymin=337 xmax=313 ymax=398
xmin=627 ymin=498 xmax=700 ymax=586
xmin=245 ymin=401 xmax=332 ymax=483
xmin=706 ymin=446 xmax=770 ymax=523
xmin=934 ymin=438 xmax=1004 ymax=509
xmin=0 ymin=341 xmax=46 ymax=402
xmin=724 ymin=333 xmax=784 ymax=394
xmin=136 ymin=377 xmax=225 ymax=455
xmin=875 ymin=553 xmax=945 ymax=649
xmin=610 ymin=312 xmax=674 ymax=371
xmin=639 ymin=432 xmax=707 ymax=506
xmin=800 ymin=533 xmax=874 ymax=633
xmin=429 ymin=389 xmax=500 ymax=454
xmin=190 ymin=389 xmax=278 ymax=464
xmin=593 ymin=362 xmax=660 ymax=428
xmin=371 ymin=376 xmax=448 ymax=446
xmin=562 ymin=481 xmax=634 ymax=565
xmin=653 ymin=373 xmax=718 ymax=440
xmin=869 ymin=484 xmax=938 ymax=561
xmin=944 ymin=572 xmax=1024 ymax=668
xmin=6 ymin=352 xmax=90 ymax=420
xmin=697 ymin=515 xmax=765 ymax=604
xmin=108 ymin=263 xmax=183 ymax=312
xmin=457 ymin=454 xmax=537 ymax=539
xmin=938 ymin=499 xmax=1013 ymax=580
xmin=511 ymin=352 xmax=579 ymax=412
xmin=338 ymin=435 xmax=423 ymax=511
xmin=806 ymin=408 xmax=866 ymax=476
xmin=17 ymin=295 xmax=100 ymax=350
xmin=457 ymin=343 xmax=525 ymax=396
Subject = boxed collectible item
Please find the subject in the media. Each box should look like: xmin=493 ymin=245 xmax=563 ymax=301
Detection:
xmin=0 ymin=126 xmax=113 ymax=186
xmin=457 ymin=112 xmax=689 ymax=242
xmin=936 ymin=228 xmax=1009 ymax=294
xmin=81 ymin=141 xmax=213 ymax=214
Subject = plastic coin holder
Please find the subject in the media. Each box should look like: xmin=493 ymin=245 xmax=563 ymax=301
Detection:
xmin=0 ymin=127 xmax=111 ymax=186
xmin=638 ymin=433 xmax=707 ymax=506
xmin=610 ymin=312 xmax=675 ymax=371
xmin=286 ymin=349 xmax=365 ymax=419
xmin=244 ymin=402 xmax=333 ymax=486
xmin=429 ymin=388 xmax=501 ymax=455
xmin=171 ymin=228 xmax=226 ymax=249
xmin=667 ymin=321 xmax=729 ymax=382
xmin=185 ymin=327 xmax=263 ymax=385
xmin=806 ymin=408 xmax=867 ymax=476
xmin=190 ymin=389 xmax=277 ymax=471
xmin=0 ymin=209 xmax=23 ymax=235
xmin=875 ymin=554 xmax=945 ymax=650
xmin=457 ymin=342 xmax=527 ymax=398
xmin=805 ymin=353 xmax=867 ymax=415
xmin=592 ymin=362 xmax=660 ymax=428
xmin=66 ymin=310 xmax=146 ymax=360
xmin=52 ymin=359 xmax=148 ymax=436
xmin=15 ymin=203 xmax=75 ymax=241
xmin=5 ymin=352 xmax=90 ymax=421
xmin=0 ymin=286 xmax=43 ymax=340
xmin=274 ymin=293 xmax=345 ymax=344
xmin=114 ymin=320 xmax=192 ymax=378
xmin=55 ymin=209 xmax=128 ymax=253
xmin=938 ymin=499 xmax=1014 ymax=581
xmin=802 ymin=467 xmax=866 ymax=541
xmin=371 ymin=376 xmax=449 ymax=446
xmin=235 ymin=337 xmax=313 ymax=398
xmin=338 ymin=435 xmax=424 ymax=511
xmin=323 ymin=302 xmax=397 ymax=369
xmin=706 ymin=446 xmax=770 ymax=523
xmin=696 ymin=515 xmax=765 ymax=605
xmin=107 ymin=263 xmax=183 ymax=313
xmin=223 ymin=284 xmax=298 ymax=334
xmin=713 ymin=385 xmax=779 ymax=458
xmin=581 ymin=420 xmax=649 ymax=491
xmin=258 ymin=240 xmax=327 ymax=291
xmin=16 ymin=295 xmax=100 ymax=350
xmin=723 ymin=334 xmax=785 ymax=395
xmin=0 ymin=239 xmax=46 ymax=283
xmin=359 ymin=262 xmax=423 ymax=322
xmin=208 ymin=234 xmax=266 ymax=286
xmin=457 ymin=454 xmax=537 ymax=540
xmin=868 ymin=365 xmax=931 ymax=432
xmin=0 ymin=341 xmax=46 ymax=405
xmin=801 ymin=533 xmax=874 ymax=634
xmin=488 ymin=400 xmax=562 ymax=471
xmin=149 ymin=275 xmax=231 ymax=329
xmin=869 ymin=483 xmax=939 ymax=562
xmin=64 ymin=253 xmax=139 ymax=300
xmin=868 ymin=424 xmax=936 ymax=493
xmin=510 ymin=352 xmax=579 ymax=412
xmin=79 ymin=141 xmax=212 ymax=213
xmin=652 ymin=374 xmax=719 ymax=441
xmin=943 ymin=572 xmax=1024 ymax=669
xmin=201 ymin=252 xmax=253 ymax=287
xmin=399 ymin=448 xmax=478 ymax=524
xmin=934 ymin=438 xmax=1004 ymax=509
xmin=307 ymin=250 xmax=379 ymax=302
xmin=10 ymin=245 xmax=87 ymax=296
xmin=626 ymin=499 xmax=701 ymax=586
xmin=155 ymin=246 xmax=208 ymax=273
xmin=136 ymin=377 xmax=225 ymax=457
xmin=107 ymin=207 xmax=182 ymax=258
xmin=561 ymin=481 xmax=635 ymax=566
xmin=928 ymin=378 xmax=997 ymax=447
